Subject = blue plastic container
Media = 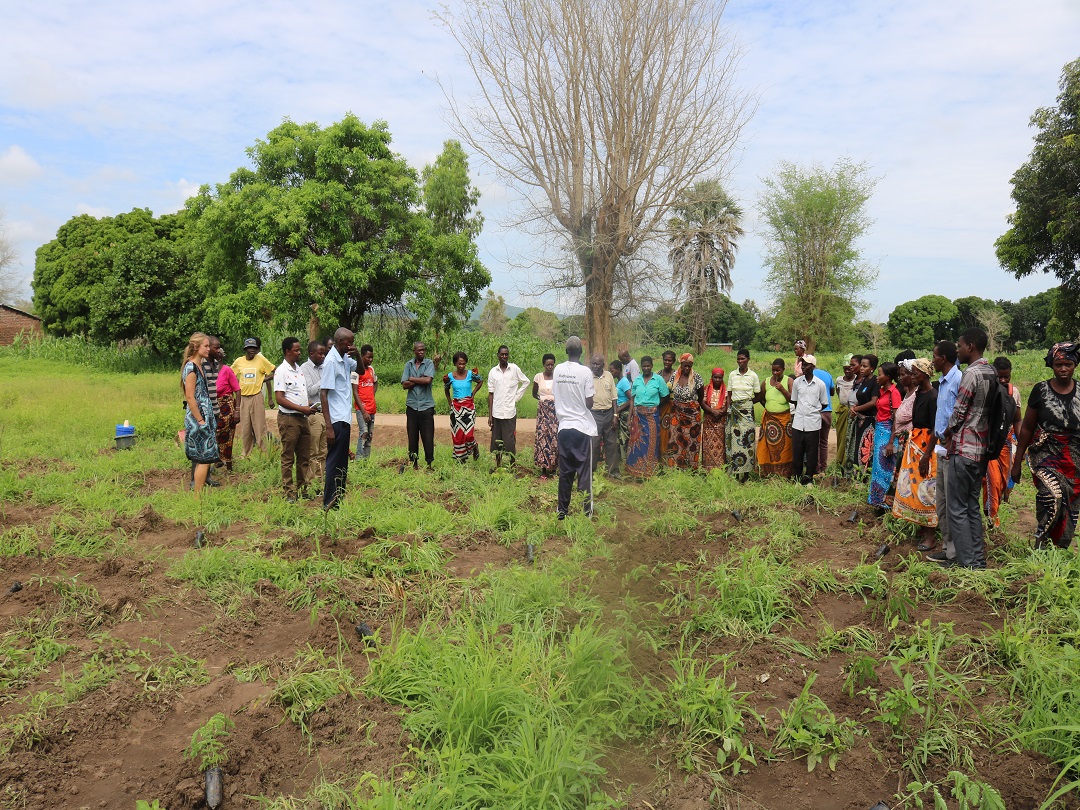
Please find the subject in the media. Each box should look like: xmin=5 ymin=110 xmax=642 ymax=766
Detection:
xmin=115 ymin=424 xmax=137 ymax=450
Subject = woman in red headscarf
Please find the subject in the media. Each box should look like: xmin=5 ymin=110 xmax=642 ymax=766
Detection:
xmin=701 ymin=367 xmax=728 ymax=470
xmin=663 ymin=353 xmax=705 ymax=470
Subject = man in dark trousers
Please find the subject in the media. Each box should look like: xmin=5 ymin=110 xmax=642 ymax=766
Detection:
xmin=789 ymin=354 xmax=830 ymax=484
xmin=402 ymin=341 xmax=437 ymax=470
xmin=552 ymin=337 xmax=597 ymax=518
xmin=320 ymin=328 xmax=357 ymax=509
xmin=943 ymin=328 xmax=996 ymax=569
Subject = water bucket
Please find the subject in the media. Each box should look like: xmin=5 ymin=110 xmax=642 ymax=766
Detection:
xmin=114 ymin=425 xmax=137 ymax=450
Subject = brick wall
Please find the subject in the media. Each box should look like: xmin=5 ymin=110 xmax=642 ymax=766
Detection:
xmin=0 ymin=307 xmax=43 ymax=346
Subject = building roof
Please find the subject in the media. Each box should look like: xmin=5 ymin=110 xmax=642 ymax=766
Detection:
xmin=0 ymin=304 xmax=41 ymax=321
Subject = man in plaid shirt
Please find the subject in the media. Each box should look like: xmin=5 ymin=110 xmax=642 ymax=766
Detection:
xmin=943 ymin=327 xmax=997 ymax=569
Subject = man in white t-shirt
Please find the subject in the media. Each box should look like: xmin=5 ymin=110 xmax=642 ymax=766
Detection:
xmin=788 ymin=354 xmax=830 ymax=485
xmin=273 ymin=337 xmax=316 ymax=502
xmin=552 ymin=336 xmax=597 ymax=518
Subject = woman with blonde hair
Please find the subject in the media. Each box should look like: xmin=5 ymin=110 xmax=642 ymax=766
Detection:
xmin=182 ymin=332 xmax=220 ymax=497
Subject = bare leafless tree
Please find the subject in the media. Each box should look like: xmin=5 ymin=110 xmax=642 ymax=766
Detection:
xmin=0 ymin=210 xmax=21 ymax=304
xmin=977 ymin=307 xmax=1011 ymax=354
xmin=436 ymin=0 xmax=753 ymax=351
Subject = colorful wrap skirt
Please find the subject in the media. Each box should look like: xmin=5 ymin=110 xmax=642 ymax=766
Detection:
xmin=756 ymin=410 xmax=792 ymax=478
xmin=834 ymin=401 xmax=850 ymax=467
xmin=663 ymin=400 xmax=702 ymax=470
xmin=727 ymin=402 xmax=757 ymax=478
xmin=216 ymin=391 xmax=237 ymax=468
xmin=534 ymin=398 xmax=559 ymax=471
xmin=868 ymin=419 xmax=896 ymax=506
xmin=701 ymin=409 xmax=728 ymax=470
xmin=449 ymin=396 xmax=478 ymax=462
xmin=891 ymin=427 xmax=938 ymax=526
xmin=846 ymin=412 xmax=874 ymax=477
xmin=1028 ymin=430 xmax=1080 ymax=549
xmin=627 ymin=405 xmax=662 ymax=478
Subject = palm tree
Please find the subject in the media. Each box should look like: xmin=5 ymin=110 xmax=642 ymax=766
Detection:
xmin=668 ymin=180 xmax=745 ymax=355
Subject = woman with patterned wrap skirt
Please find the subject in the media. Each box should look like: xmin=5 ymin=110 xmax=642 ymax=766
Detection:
xmin=532 ymin=354 xmax=558 ymax=477
xmin=1012 ymin=342 xmax=1080 ymax=550
xmin=726 ymin=349 xmax=759 ymax=480
xmin=444 ymin=351 xmax=484 ymax=463
xmin=182 ymin=332 xmax=220 ymax=498
xmin=663 ymin=353 xmax=705 ymax=470
xmin=626 ymin=356 xmax=670 ymax=478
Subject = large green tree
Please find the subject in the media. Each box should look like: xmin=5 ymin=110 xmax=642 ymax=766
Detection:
xmin=32 ymin=209 xmax=202 ymax=353
xmin=946 ymin=295 xmax=997 ymax=337
xmin=757 ymin=159 xmax=878 ymax=353
xmin=1000 ymin=288 xmax=1057 ymax=349
xmin=410 ymin=140 xmax=489 ymax=354
xmin=189 ymin=115 xmax=487 ymax=339
xmin=996 ymin=57 xmax=1080 ymax=337
xmin=668 ymin=180 xmax=744 ymax=354
xmin=887 ymin=295 xmax=958 ymax=350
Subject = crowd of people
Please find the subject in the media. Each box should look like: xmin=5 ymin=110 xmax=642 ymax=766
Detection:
xmin=178 ymin=327 xmax=1080 ymax=563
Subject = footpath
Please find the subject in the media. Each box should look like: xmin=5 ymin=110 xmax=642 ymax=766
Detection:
xmin=265 ymin=409 xmax=537 ymax=451
xmin=264 ymin=409 xmax=840 ymax=456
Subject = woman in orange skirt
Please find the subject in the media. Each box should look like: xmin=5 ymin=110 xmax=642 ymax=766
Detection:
xmin=892 ymin=358 xmax=939 ymax=547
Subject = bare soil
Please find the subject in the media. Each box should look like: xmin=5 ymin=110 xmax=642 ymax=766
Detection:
xmin=0 ymin=455 xmax=1066 ymax=809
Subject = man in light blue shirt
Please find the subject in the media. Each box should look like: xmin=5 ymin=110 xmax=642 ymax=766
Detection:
xmin=320 ymin=327 xmax=358 ymax=509
xmin=926 ymin=340 xmax=961 ymax=563
xmin=401 ymin=342 xmax=437 ymax=470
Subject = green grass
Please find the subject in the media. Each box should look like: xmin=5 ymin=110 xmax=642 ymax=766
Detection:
xmin=2 ymin=349 xmax=1079 ymax=809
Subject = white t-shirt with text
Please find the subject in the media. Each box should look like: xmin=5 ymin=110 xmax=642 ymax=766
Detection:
xmin=552 ymin=360 xmax=597 ymax=436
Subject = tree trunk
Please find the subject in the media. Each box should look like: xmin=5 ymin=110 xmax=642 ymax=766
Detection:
xmin=582 ymin=243 xmax=615 ymax=358
xmin=692 ymin=303 xmax=707 ymax=356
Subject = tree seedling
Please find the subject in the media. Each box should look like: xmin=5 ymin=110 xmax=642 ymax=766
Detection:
xmin=194 ymin=530 xmax=205 ymax=548
xmin=184 ymin=713 xmax=233 ymax=810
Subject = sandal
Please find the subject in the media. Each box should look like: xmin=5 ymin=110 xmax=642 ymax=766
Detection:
xmin=916 ymin=541 xmax=935 ymax=552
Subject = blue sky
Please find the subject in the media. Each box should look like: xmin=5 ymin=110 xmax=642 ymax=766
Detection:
xmin=1 ymin=0 xmax=1077 ymax=319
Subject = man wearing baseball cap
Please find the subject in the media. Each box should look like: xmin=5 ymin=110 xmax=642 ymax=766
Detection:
xmin=231 ymin=338 xmax=276 ymax=458
xmin=789 ymin=354 xmax=830 ymax=484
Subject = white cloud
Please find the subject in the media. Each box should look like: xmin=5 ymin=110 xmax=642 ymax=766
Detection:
xmin=0 ymin=145 xmax=43 ymax=184
xmin=1 ymin=0 xmax=1077 ymax=317
xmin=75 ymin=203 xmax=110 ymax=218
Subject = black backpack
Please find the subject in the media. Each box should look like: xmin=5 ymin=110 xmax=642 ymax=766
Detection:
xmin=984 ymin=379 xmax=1016 ymax=466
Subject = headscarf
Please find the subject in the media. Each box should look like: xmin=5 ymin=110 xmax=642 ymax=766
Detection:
xmin=1046 ymin=341 xmax=1080 ymax=368
xmin=705 ymin=368 xmax=726 ymax=407
xmin=679 ymin=352 xmax=693 ymax=363
xmin=794 ymin=340 xmax=807 ymax=350
xmin=843 ymin=353 xmax=854 ymax=365
xmin=911 ymin=357 xmax=933 ymax=377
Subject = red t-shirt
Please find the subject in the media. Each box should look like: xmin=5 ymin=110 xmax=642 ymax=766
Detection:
xmin=356 ymin=366 xmax=377 ymax=415
xmin=876 ymin=384 xmax=901 ymax=422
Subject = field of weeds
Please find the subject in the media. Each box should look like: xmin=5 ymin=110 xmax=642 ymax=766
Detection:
xmin=1 ymin=355 xmax=1078 ymax=810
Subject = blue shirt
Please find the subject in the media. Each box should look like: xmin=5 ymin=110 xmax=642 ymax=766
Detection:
xmin=616 ymin=376 xmax=631 ymax=406
xmin=630 ymin=374 xmax=670 ymax=407
xmin=935 ymin=364 xmax=962 ymax=440
xmin=320 ymin=346 xmax=357 ymax=424
xmin=812 ymin=369 xmax=835 ymax=413
xmin=446 ymin=370 xmax=481 ymax=399
xmin=402 ymin=357 xmax=437 ymax=410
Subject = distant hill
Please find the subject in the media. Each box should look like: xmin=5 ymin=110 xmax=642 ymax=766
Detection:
xmin=468 ymin=299 xmax=527 ymax=321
